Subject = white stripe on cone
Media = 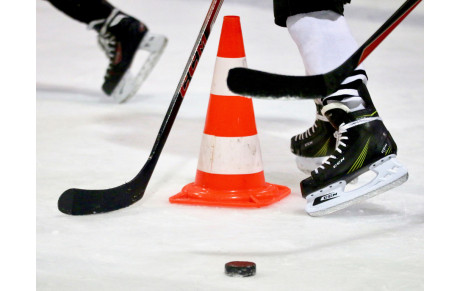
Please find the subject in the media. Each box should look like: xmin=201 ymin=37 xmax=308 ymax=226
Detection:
xmin=197 ymin=134 xmax=264 ymax=174
xmin=211 ymin=57 xmax=247 ymax=96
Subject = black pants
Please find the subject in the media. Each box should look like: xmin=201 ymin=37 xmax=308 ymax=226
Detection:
xmin=273 ymin=0 xmax=351 ymax=27
xmin=46 ymin=0 xmax=114 ymax=24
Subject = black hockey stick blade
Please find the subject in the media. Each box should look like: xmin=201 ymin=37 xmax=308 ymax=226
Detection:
xmin=57 ymin=0 xmax=225 ymax=215
xmin=58 ymin=162 xmax=154 ymax=215
xmin=227 ymin=0 xmax=422 ymax=99
xmin=58 ymin=178 xmax=146 ymax=215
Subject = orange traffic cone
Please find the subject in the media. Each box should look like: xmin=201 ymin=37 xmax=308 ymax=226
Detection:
xmin=169 ymin=16 xmax=290 ymax=207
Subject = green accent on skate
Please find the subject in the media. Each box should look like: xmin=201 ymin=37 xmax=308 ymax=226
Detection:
xmin=385 ymin=144 xmax=392 ymax=156
xmin=357 ymin=111 xmax=378 ymax=118
xmin=348 ymin=138 xmax=370 ymax=174
xmin=314 ymin=137 xmax=331 ymax=157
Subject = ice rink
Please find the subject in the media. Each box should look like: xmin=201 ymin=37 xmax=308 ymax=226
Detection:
xmin=36 ymin=0 xmax=424 ymax=290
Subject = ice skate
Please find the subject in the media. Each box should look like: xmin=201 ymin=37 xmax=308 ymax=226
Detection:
xmin=291 ymin=99 xmax=336 ymax=174
xmin=301 ymin=103 xmax=408 ymax=217
xmin=291 ymin=70 xmax=374 ymax=175
xmin=93 ymin=9 xmax=168 ymax=103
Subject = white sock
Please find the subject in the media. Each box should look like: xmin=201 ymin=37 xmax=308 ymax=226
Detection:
xmin=287 ymin=10 xmax=361 ymax=75
xmin=287 ymin=10 xmax=366 ymax=111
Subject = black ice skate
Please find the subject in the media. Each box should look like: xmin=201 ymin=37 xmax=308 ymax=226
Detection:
xmin=291 ymin=70 xmax=376 ymax=174
xmin=301 ymin=103 xmax=408 ymax=217
xmin=291 ymin=100 xmax=336 ymax=174
xmin=92 ymin=9 xmax=168 ymax=103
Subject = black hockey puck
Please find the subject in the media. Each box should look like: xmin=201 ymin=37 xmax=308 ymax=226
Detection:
xmin=225 ymin=261 xmax=256 ymax=277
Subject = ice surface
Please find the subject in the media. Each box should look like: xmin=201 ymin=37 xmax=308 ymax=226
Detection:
xmin=37 ymin=0 xmax=423 ymax=290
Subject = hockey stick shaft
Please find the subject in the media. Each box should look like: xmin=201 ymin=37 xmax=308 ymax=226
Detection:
xmin=58 ymin=0 xmax=225 ymax=215
xmin=322 ymin=0 xmax=422 ymax=96
xmin=227 ymin=0 xmax=422 ymax=98
xmin=355 ymin=0 xmax=422 ymax=65
xmin=148 ymin=0 xmax=224 ymax=170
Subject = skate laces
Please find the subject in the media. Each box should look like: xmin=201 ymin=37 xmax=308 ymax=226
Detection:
xmin=98 ymin=32 xmax=119 ymax=80
xmin=96 ymin=9 xmax=127 ymax=78
xmin=295 ymin=121 xmax=317 ymax=141
xmin=295 ymin=114 xmax=328 ymax=141
xmin=96 ymin=9 xmax=121 ymax=61
xmin=314 ymin=124 xmax=349 ymax=174
xmin=313 ymin=117 xmax=383 ymax=174
xmin=98 ymin=33 xmax=117 ymax=60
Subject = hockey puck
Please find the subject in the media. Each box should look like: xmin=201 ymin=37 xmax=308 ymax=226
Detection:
xmin=225 ymin=261 xmax=256 ymax=277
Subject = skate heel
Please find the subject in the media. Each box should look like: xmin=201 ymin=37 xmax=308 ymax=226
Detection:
xmin=139 ymin=33 xmax=168 ymax=53
xmin=305 ymin=154 xmax=408 ymax=216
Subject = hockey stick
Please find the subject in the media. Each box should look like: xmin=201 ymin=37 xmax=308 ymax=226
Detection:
xmin=227 ymin=0 xmax=422 ymax=99
xmin=57 ymin=0 xmax=225 ymax=215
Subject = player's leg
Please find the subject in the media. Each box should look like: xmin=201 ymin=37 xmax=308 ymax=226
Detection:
xmin=274 ymin=0 xmax=408 ymax=214
xmin=47 ymin=0 xmax=114 ymax=24
xmin=46 ymin=0 xmax=168 ymax=102
xmin=274 ymin=1 xmax=359 ymax=174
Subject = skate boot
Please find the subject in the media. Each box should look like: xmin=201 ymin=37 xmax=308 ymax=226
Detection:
xmin=90 ymin=9 xmax=168 ymax=103
xmin=301 ymin=103 xmax=408 ymax=217
xmin=291 ymin=99 xmax=336 ymax=174
xmin=291 ymin=70 xmax=377 ymax=174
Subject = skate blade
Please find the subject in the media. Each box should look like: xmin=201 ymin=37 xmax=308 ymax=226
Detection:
xmin=139 ymin=33 xmax=168 ymax=53
xmin=111 ymin=34 xmax=168 ymax=103
xmin=305 ymin=155 xmax=408 ymax=217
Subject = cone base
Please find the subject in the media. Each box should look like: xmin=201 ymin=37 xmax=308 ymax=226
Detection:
xmin=169 ymin=182 xmax=290 ymax=208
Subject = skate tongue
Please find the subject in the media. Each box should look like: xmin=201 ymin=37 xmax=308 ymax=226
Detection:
xmin=321 ymin=103 xmax=353 ymax=130
xmin=88 ymin=19 xmax=105 ymax=32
